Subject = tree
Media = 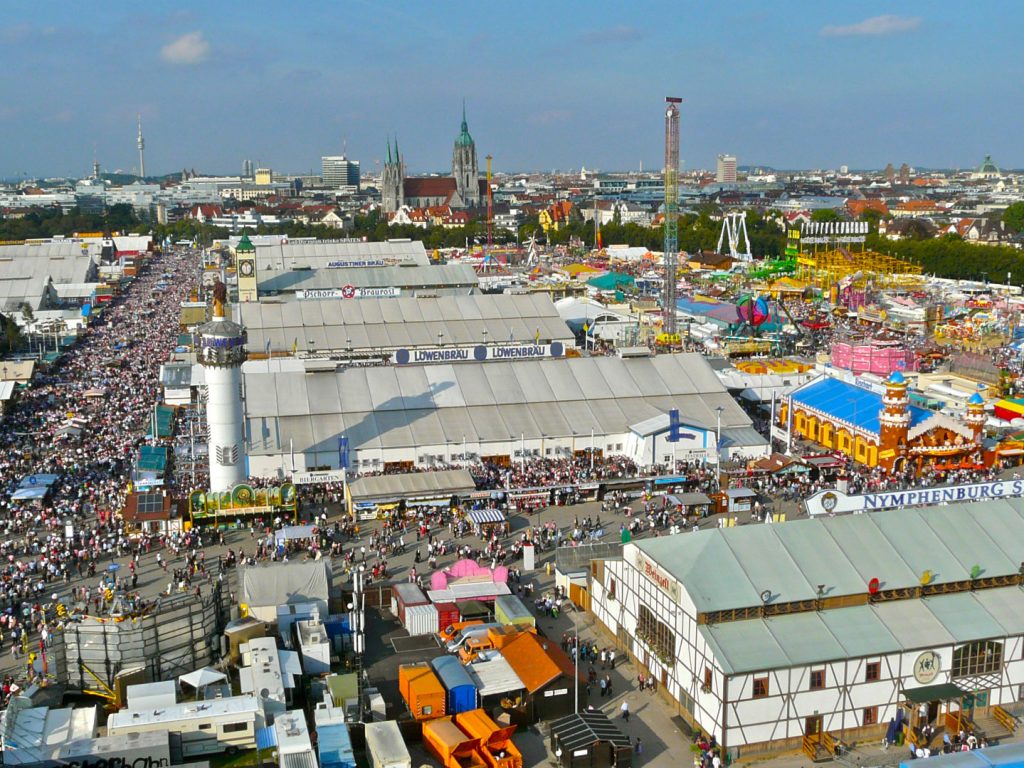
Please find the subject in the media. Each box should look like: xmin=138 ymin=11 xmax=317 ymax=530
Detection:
xmin=1003 ymin=202 xmax=1024 ymax=234
xmin=858 ymin=209 xmax=884 ymax=231
xmin=810 ymin=208 xmax=841 ymax=222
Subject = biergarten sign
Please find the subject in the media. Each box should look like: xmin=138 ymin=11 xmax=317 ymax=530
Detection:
xmin=293 ymin=469 xmax=347 ymax=485
xmin=805 ymin=479 xmax=1024 ymax=517
xmin=296 ymin=287 xmax=401 ymax=300
xmin=394 ymin=342 xmax=565 ymax=365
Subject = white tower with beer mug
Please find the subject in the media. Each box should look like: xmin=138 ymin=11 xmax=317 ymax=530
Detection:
xmin=198 ymin=287 xmax=248 ymax=491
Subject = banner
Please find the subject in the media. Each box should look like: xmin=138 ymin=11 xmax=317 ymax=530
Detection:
xmin=296 ymin=287 xmax=401 ymax=300
xmin=394 ymin=342 xmax=565 ymax=365
xmin=338 ymin=436 xmax=350 ymax=469
xmin=293 ymin=469 xmax=347 ymax=485
xmin=805 ymin=479 xmax=1024 ymax=516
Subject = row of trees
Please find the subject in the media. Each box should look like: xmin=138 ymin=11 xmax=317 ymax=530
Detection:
xmin=0 ymin=204 xmax=141 ymax=240
xmin=866 ymin=233 xmax=1024 ymax=283
xmin=521 ymin=208 xmax=788 ymax=258
xmin=4 ymin=203 xmax=1024 ymax=282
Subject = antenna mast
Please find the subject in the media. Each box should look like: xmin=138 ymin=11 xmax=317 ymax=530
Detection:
xmin=663 ymin=97 xmax=682 ymax=336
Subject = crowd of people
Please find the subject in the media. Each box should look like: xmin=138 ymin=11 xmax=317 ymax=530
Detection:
xmin=0 ymin=246 xmax=204 ymax=700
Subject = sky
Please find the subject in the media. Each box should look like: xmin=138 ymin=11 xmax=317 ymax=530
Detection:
xmin=2 ymin=1 xmax=1022 ymax=179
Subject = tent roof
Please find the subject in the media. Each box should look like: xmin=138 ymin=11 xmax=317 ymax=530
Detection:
xmin=550 ymin=711 xmax=632 ymax=751
xmin=179 ymin=667 xmax=229 ymax=689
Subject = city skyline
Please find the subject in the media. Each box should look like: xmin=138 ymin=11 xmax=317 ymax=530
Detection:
xmin=2 ymin=1 xmax=1022 ymax=178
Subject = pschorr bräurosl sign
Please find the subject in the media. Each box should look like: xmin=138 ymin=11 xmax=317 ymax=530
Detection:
xmin=806 ymin=479 xmax=1024 ymax=516
xmin=394 ymin=342 xmax=565 ymax=365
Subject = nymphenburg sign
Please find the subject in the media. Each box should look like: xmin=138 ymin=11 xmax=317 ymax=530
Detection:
xmin=805 ymin=479 xmax=1024 ymax=516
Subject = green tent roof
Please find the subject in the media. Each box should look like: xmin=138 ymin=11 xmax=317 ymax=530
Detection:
xmin=145 ymin=405 xmax=176 ymax=439
xmin=587 ymin=271 xmax=636 ymax=291
xmin=137 ymin=445 xmax=169 ymax=473
xmin=235 ymin=234 xmax=255 ymax=253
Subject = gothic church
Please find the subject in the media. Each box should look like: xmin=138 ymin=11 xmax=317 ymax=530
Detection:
xmin=381 ymin=104 xmax=487 ymax=213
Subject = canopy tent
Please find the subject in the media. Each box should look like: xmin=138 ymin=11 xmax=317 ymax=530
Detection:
xmin=274 ymin=525 xmax=317 ymax=546
xmin=18 ymin=474 xmax=59 ymax=489
xmin=136 ymin=445 xmax=169 ymax=473
xmin=466 ymin=509 xmax=506 ymax=525
xmin=179 ymin=667 xmax=228 ymax=691
xmin=11 ymin=487 xmax=49 ymax=501
xmin=145 ymin=405 xmax=176 ymax=439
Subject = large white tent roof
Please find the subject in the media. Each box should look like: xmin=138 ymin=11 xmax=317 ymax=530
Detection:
xmin=243 ymin=352 xmax=755 ymax=455
xmin=237 ymin=292 xmax=573 ymax=352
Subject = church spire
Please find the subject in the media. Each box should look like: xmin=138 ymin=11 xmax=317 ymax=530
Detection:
xmin=386 ymin=137 xmax=392 ymax=165
xmin=461 ymin=98 xmax=467 ymax=132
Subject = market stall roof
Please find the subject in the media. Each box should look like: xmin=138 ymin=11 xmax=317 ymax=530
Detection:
xmin=550 ymin=711 xmax=632 ymax=752
xmin=347 ymin=469 xmax=476 ymax=502
xmin=464 ymin=656 xmax=526 ymax=697
xmin=671 ymin=492 xmax=713 ymax=506
xmin=466 ymin=509 xmax=506 ymax=525
xmin=427 ymin=581 xmax=511 ymax=603
xmin=11 ymin=487 xmax=48 ymax=500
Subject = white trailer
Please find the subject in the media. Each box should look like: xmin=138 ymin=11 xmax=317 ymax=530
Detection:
xmin=107 ymin=694 xmax=264 ymax=757
xmin=363 ymin=721 xmax=412 ymax=768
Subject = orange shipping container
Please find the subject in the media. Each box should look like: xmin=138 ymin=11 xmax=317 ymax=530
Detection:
xmin=398 ymin=662 xmax=446 ymax=721
xmin=455 ymin=709 xmax=523 ymax=768
xmin=422 ymin=717 xmax=487 ymax=768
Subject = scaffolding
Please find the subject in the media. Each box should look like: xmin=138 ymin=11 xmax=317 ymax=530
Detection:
xmin=795 ymin=248 xmax=923 ymax=290
xmin=662 ymin=97 xmax=682 ymax=336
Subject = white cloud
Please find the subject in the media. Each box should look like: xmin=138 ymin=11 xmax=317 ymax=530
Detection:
xmin=160 ymin=31 xmax=210 ymax=65
xmin=820 ymin=14 xmax=921 ymax=37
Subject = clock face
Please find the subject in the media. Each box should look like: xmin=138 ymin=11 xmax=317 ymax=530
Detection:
xmin=239 ymin=260 xmax=254 ymax=277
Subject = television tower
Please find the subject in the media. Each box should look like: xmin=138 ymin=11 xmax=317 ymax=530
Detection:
xmin=198 ymin=286 xmax=248 ymax=491
xmin=662 ymin=97 xmax=682 ymax=336
xmin=136 ymin=115 xmax=146 ymax=178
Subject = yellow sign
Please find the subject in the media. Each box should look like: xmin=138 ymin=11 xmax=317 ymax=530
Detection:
xmin=879 ymin=449 xmax=897 ymax=459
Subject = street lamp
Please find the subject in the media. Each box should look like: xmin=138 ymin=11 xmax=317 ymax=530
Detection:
xmin=715 ymin=406 xmax=724 ymax=463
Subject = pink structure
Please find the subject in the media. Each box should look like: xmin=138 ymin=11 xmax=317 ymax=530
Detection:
xmin=831 ymin=342 xmax=912 ymax=375
xmin=430 ymin=559 xmax=509 ymax=591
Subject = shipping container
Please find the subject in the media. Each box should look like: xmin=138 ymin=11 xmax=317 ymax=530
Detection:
xmin=435 ymin=602 xmax=461 ymax=638
xmin=318 ymin=722 xmax=356 ymax=768
xmin=391 ymin=583 xmax=428 ymax=626
xmin=455 ymin=709 xmax=523 ymax=768
xmin=405 ymin=603 xmax=439 ymax=636
xmin=364 ymin=721 xmax=412 ymax=768
xmin=398 ymin=662 xmax=446 ymax=721
xmin=494 ymin=596 xmax=535 ymax=630
xmin=432 ymin=655 xmax=479 ymax=714
xmin=422 ymin=717 xmax=487 ymax=768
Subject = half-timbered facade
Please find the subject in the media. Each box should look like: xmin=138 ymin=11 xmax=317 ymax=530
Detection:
xmin=589 ymin=500 xmax=1024 ymax=756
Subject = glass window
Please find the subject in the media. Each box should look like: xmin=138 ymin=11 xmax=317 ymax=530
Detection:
xmin=952 ymin=641 xmax=1002 ymax=678
xmin=863 ymin=706 xmax=878 ymax=726
xmin=810 ymin=669 xmax=825 ymax=690
xmin=753 ymin=677 xmax=768 ymax=698
xmin=865 ymin=662 xmax=881 ymax=682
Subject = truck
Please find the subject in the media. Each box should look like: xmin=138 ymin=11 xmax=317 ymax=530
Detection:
xmin=445 ymin=622 xmax=502 ymax=653
xmin=458 ymin=625 xmax=536 ymax=664
xmin=364 ymin=720 xmax=413 ymax=768
xmin=439 ymin=618 xmax=483 ymax=645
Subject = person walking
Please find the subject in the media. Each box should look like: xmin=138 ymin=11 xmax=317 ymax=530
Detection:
xmin=621 ymin=700 xmax=630 ymax=723
xmin=599 ymin=677 xmax=607 ymax=698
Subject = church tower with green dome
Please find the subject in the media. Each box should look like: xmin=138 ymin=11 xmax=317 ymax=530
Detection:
xmin=451 ymin=101 xmax=481 ymax=207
